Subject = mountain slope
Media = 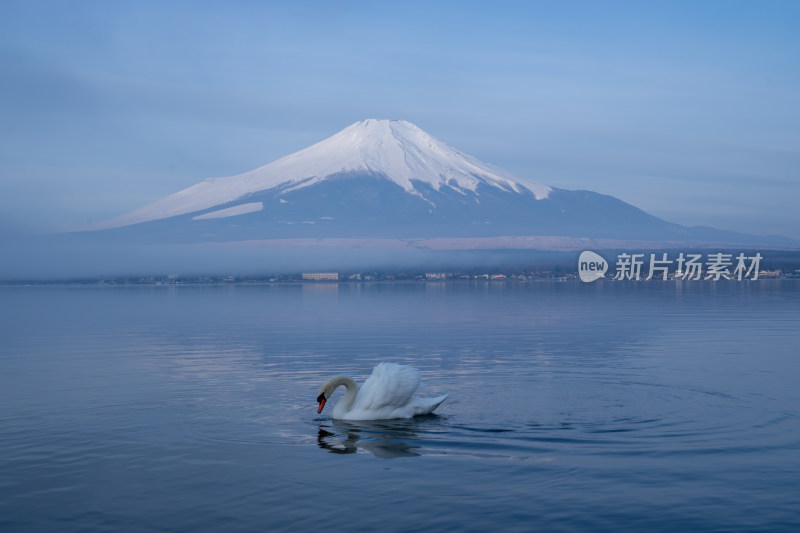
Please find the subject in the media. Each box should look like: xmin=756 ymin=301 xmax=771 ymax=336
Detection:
xmin=86 ymin=119 xmax=793 ymax=247
xmin=97 ymin=119 xmax=551 ymax=230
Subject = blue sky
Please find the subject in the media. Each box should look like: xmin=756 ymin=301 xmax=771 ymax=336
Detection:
xmin=1 ymin=0 xmax=799 ymax=237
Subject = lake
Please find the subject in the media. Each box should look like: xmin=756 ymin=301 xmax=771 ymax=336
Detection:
xmin=1 ymin=281 xmax=799 ymax=532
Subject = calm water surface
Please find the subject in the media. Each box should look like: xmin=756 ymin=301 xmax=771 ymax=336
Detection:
xmin=1 ymin=281 xmax=799 ymax=532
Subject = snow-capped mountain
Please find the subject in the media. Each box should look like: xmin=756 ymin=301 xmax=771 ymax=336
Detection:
xmin=88 ymin=119 xmax=788 ymax=246
xmin=98 ymin=119 xmax=550 ymax=230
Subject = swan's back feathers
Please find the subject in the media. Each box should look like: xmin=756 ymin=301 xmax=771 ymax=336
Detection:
xmin=356 ymin=362 xmax=421 ymax=411
xmin=320 ymin=362 xmax=447 ymax=420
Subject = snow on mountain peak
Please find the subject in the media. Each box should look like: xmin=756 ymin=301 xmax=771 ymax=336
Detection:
xmin=98 ymin=119 xmax=551 ymax=229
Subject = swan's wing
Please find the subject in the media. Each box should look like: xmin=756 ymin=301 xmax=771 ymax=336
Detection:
xmin=355 ymin=363 xmax=421 ymax=411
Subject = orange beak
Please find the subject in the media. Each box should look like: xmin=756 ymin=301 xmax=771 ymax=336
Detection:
xmin=316 ymin=393 xmax=326 ymax=414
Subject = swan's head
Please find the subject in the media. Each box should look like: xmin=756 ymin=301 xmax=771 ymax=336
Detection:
xmin=316 ymin=375 xmax=356 ymax=415
xmin=316 ymin=390 xmax=327 ymax=414
xmin=316 ymin=380 xmax=336 ymax=414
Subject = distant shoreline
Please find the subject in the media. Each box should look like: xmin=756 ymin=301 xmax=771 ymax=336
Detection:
xmin=2 ymin=273 xmax=798 ymax=287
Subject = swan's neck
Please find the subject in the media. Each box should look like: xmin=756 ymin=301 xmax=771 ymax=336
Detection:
xmin=325 ymin=375 xmax=358 ymax=418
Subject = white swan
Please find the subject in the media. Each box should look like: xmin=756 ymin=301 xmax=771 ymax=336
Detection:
xmin=316 ymin=363 xmax=447 ymax=421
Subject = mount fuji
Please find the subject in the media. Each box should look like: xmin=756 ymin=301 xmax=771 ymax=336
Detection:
xmin=86 ymin=119 xmax=787 ymax=247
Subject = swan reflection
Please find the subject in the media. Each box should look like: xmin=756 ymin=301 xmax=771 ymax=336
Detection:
xmin=317 ymin=417 xmax=441 ymax=459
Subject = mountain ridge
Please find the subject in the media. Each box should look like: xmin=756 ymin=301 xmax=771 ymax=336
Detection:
xmin=97 ymin=119 xmax=551 ymax=230
xmin=82 ymin=119 xmax=797 ymax=248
